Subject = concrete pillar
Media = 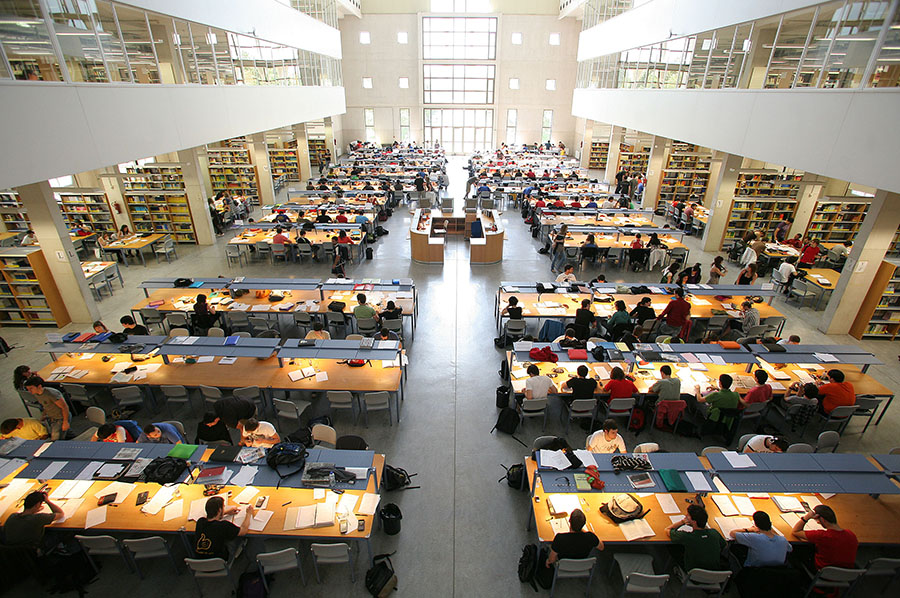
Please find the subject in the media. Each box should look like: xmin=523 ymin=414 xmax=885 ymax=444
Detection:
xmin=248 ymin=133 xmax=276 ymax=206
xmin=790 ymin=178 xmax=825 ymax=239
xmin=702 ymin=152 xmax=743 ymax=252
xmin=820 ymin=190 xmax=900 ymax=334
xmin=292 ymin=123 xmax=313 ymax=182
xmin=579 ymin=120 xmax=594 ymax=169
xmin=176 ymin=148 xmax=215 ymax=245
xmin=324 ymin=117 xmax=336 ymax=166
xmin=644 ymin=135 xmax=671 ymax=209
xmin=16 ymin=182 xmax=100 ymax=324
xmin=604 ymin=125 xmax=626 ymax=185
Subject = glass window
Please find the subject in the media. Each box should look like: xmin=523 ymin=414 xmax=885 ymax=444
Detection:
xmin=545 ymin=79 xmax=556 ymax=90
xmin=173 ymin=19 xmax=199 ymax=84
xmin=423 ymin=63 xmax=495 ymax=103
xmin=362 ymin=77 xmax=372 ymax=88
xmin=93 ymin=1 xmax=130 ymax=82
xmin=822 ymin=0 xmax=888 ymax=88
xmin=0 ymin=0 xmax=64 ymax=81
xmin=399 ymin=108 xmax=411 ymax=142
xmin=423 ymin=108 xmax=493 ymax=154
xmin=398 ymin=76 xmax=409 ymax=88
xmin=541 ymin=109 xmax=553 ymax=144
xmin=508 ymin=77 xmax=519 ymax=89
xmin=364 ymin=108 xmax=376 ymax=143
xmin=511 ymin=32 xmax=522 ymax=45
xmin=422 ymin=17 xmax=497 ymax=60
xmin=45 ymin=0 xmax=109 ymax=82
xmin=48 ymin=175 xmax=74 ymax=187
xmin=359 ymin=31 xmax=370 ymax=44
xmin=549 ymin=33 xmax=561 ymax=46
xmin=191 ymin=23 xmax=216 ymax=84
xmin=397 ymin=31 xmax=408 ymax=44
xmin=870 ymin=5 xmax=900 ymax=87
xmin=505 ymin=108 xmax=517 ymax=144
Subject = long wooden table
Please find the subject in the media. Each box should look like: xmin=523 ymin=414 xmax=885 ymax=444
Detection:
xmin=565 ymin=232 xmax=686 ymax=251
xmin=801 ymin=268 xmax=840 ymax=310
xmin=81 ymin=261 xmax=123 ymax=300
xmin=101 ymin=233 xmax=165 ymax=267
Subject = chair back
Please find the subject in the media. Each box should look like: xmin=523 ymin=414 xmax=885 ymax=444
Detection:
xmin=345 ymin=334 xmax=364 ymax=341
xmin=687 ymin=568 xmax=732 ymax=588
xmin=625 ymin=572 xmax=669 ymax=592
xmin=521 ymin=398 xmax=547 ymax=414
xmin=787 ymin=443 xmax=814 ymax=453
xmin=634 ymin=442 xmax=659 ymax=453
xmin=199 ymin=385 xmax=222 ymax=400
xmin=112 ymin=386 xmax=141 ymax=400
xmin=742 ymin=402 xmax=767 ymax=417
xmin=569 ymin=398 xmax=596 ymax=415
xmin=853 ymin=396 xmax=882 ymax=412
xmin=532 ymin=436 xmax=557 ymax=451
xmin=816 ymin=430 xmax=840 ymax=452
xmin=234 ymin=386 xmax=261 ymax=402
xmin=294 ymin=312 xmax=312 ymax=325
xmin=256 ymin=548 xmax=300 ymax=574
xmin=310 ymin=543 xmax=350 ymax=564
xmin=864 ymin=557 xmax=900 ymax=576
xmin=123 ymin=536 xmax=168 ymax=557
xmin=556 ymin=557 xmax=596 ymax=578
xmin=86 ymin=406 xmax=106 ymax=425
xmin=273 ymin=398 xmax=301 ymax=419
xmin=185 ymin=557 xmax=229 ymax=577
xmin=701 ymin=446 xmax=726 ymax=456
xmin=506 ymin=320 xmax=526 ymax=334
xmin=168 ymin=327 xmax=190 ymax=337
xmin=364 ymin=391 xmax=390 ymax=408
xmin=815 ymin=566 xmax=866 ymax=586
xmin=327 ymin=391 xmax=354 ymax=407
xmin=335 ymin=435 xmax=368 ymax=450
xmin=608 ymin=397 xmax=635 ymax=415
xmin=311 ymin=423 xmax=337 ymax=446
xmin=162 ymin=420 xmax=186 ymax=436
xmin=75 ymin=535 xmax=120 ymax=555
xmin=207 ymin=327 xmax=225 ymax=337
xmin=827 ymin=406 xmax=856 ymax=421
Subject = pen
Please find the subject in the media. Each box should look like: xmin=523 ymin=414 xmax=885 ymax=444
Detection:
xmin=282 ymin=501 xmax=292 ymax=507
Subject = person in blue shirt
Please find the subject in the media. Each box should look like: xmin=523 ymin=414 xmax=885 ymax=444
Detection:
xmin=353 ymin=212 xmax=368 ymax=225
xmin=585 ymin=199 xmax=598 ymax=208
xmin=139 ymin=422 xmax=185 ymax=444
xmin=470 ymin=218 xmax=484 ymax=238
xmin=729 ymin=510 xmax=792 ymax=567
xmin=476 ymin=182 xmax=491 ymax=195
xmin=523 ymin=185 xmax=536 ymax=197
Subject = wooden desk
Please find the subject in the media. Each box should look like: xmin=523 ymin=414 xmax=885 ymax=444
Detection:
xmin=410 ymin=209 xmax=446 ymax=264
xmin=131 ymin=288 xmax=323 ymax=319
xmin=565 ymin=233 xmax=686 ymax=251
xmin=470 ymin=211 xmax=504 ymax=264
xmin=102 ymin=234 xmax=165 ymax=266
xmin=262 ymin=210 xmax=375 ymax=224
xmin=538 ymin=214 xmax=654 ymax=228
xmin=801 ymin=268 xmax=840 ymax=310
xmin=81 ymin=261 xmax=123 ymax=300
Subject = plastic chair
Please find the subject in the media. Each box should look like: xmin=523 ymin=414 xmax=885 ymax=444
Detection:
xmin=224 ymin=244 xmax=247 ymax=267
xmin=505 ymin=319 xmax=527 ymax=343
xmin=310 ymin=543 xmax=355 ymax=584
xmin=293 ymin=312 xmax=313 ymax=336
xmin=154 ymin=238 xmax=177 ymax=263
xmin=345 ymin=334 xmax=364 ymax=341
xmin=520 ymin=398 xmax=548 ymax=431
xmin=139 ymin=308 xmax=166 ymax=334
xmin=199 ymin=385 xmax=222 ymax=409
xmin=862 ymin=557 xmax=900 ymax=594
xmin=160 ymin=385 xmax=191 ymax=414
xmin=256 ymin=547 xmax=305 ymax=590
xmin=819 ymin=405 xmax=857 ymax=435
xmin=815 ymin=430 xmax=840 ymax=453
xmin=550 ymin=556 xmax=596 ymax=598
xmin=75 ymin=535 xmax=132 ymax=574
xmin=787 ymin=279 xmax=817 ymax=308
xmin=335 ymin=435 xmax=368 ymax=450
xmin=678 ymin=568 xmax=731 ymax=598
xmin=168 ymin=327 xmax=190 ymax=337
xmin=61 ymin=383 xmax=94 ymax=408
xmin=737 ymin=433 xmax=755 ymax=452
xmin=563 ymin=398 xmax=597 ymax=435
xmin=602 ymin=397 xmax=635 ymax=428
xmin=206 ymin=327 xmax=225 ymax=337
xmin=273 ymin=398 xmax=310 ymax=434
xmin=327 ymin=391 xmax=357 ymax=420
xmin=227 ymin=311 xmax=251 ymax=333
xmin=326 ymin=311 xmax=348 ymax=337
xmin=787 ymin=443 xmax=814 ymax=453
xmin=234 ymin=386 xmax=263 ymax=412
xmin=184 ymin=558 xmax=235 ymax=597
xmin=701 ymin=446 xmax=726 ymax=456
xmin=254 ymin=241 xmax=271 ymax=262
xmin=165 ymin=312 xmax=190 ymax=332
xmin=356 ymin=317 xmax=378 ymax=336
xmin=271 ymin=243 xmax=289 ymax=264
xmin=634 ymin=442 xmax=659 ymax=454
xmin=122 ymin=536 xmax=179 ymax=579
xmin=247 ymin=316 xmax=271 ymax=336
xmin=847 ymin=395 xmax=883 ymax=433
xmin=802 ymin=566 xmax=865 ymax=598
xmin=312 ymin=423 xmax=337 ymax=447
xmin=363 ymin=391 xmax=392 ymax=427
xmin=612 ymin=553 xmax=668 ymax=597
xmin=112 ymin=386 xmax=144 ymax=410
xmin=85 ymin=406 xmax=106 ymax=426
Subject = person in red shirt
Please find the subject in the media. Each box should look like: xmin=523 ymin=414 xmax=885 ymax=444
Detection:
xmin=630 ymin=233 xmax=644 ymax=249
xmin=785 ymin=234 xmax=803 ymax=248
xmin=569 ymin=200 xmax=581 ymax=208
xmin=604 ymin=367 xmax=638 ymax=401
xmin=271 ymin=226 xmax=291 ymax=245
xmin=534 ymin=198 xmax=546 ymax=208
xmin=816 ymin=369 xmax=855 ymax=414
xmin=798 ymin=238 xmax=820 ymax=267
xmin=335 ymin=210 xmax=349 ymax=223
xmin=792 ymin=505 xmax=858 ymax=570
xmin=335 ymin=231 xmax=354 ymax=245
xmin=741 ymin=369 xmax=772 ymax=407
xmin=552 ymin=198 xmax=565 ymax=208
xmin=657 ymin=287 xmax=691 ymax=335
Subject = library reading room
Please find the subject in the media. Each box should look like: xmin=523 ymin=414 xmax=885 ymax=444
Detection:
xmin=2 ymin=1 xmax=900 ymax=597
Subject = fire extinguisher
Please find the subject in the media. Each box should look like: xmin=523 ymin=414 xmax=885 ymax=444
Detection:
xmin=114 ymin=202 xmax=123 ymax=214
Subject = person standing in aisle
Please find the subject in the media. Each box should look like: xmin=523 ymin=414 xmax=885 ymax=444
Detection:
xmin=208 ymin=198 xmax=224 ymax=236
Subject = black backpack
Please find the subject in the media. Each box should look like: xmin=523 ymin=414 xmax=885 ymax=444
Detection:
xmin=498 ymin=463 xmax=525 ymax=490
xmin=496 ymin=386 xmax=510 ymax=409
xmin=265 ymin=443 xmax=308 ymax=487
xmin=491 ymin=408 xmax=526 ymax=447
xmin=141 ymin=457 xmax=188 ymax=484
xmin=518 ymin=544 xmax=539 ymax=590
xmin=383 ymin=464 xmax=420 ymax=491
xmin=365 ymin=552 xmax=398 ymax=597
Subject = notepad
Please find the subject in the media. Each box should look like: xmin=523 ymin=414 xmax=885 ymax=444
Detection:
xmin=314 ymin=502 xmax=335 ymax=527
xmin=732 ymin=496 xmax=756 ymax=516
xmin=549 ymin=517 xmax=570 ymax=535
xmin=358 ymin=493 xmax=380 ymax=516
xmin=656 ymin=493 xmax=680 ymax=514
xmin=715 ymin=516 xmax=753 ymax=537
xmin=772 ymin=495 xmax=805 ymax=513
xmin=781 ymin=512 xmax=824 ymax=531
xmin=84 ymin=505 xmax=107 ymax=529
xmin=315 ymin=372 xmax=329 ymax=382
xmin=723 ymin=451 xmax=756 ymax=469
xmin=686 ymin=471 xmax=712 ymax=492
xmin=712 ymin=494 xmax=739 ymax=517
xmin=619 ymin=518 xmax=656 ymax=541
xmin=163 ymin=499 xmax=184 ymax=522
xmin=296 ymin=505 xmax=317 ymax=529
xmin=249 ymin=510 xmax=274 ymax=531
xmin=142 ymin=485 xmax=179 ymax=515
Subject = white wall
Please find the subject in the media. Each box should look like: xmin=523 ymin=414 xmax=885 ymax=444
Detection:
xmin=571 ymin=87 xmax=900 ymax=193
xmin=120 ymin=0 xmax=342 ymax=58
xmin=578 ymin=0 xmax=826 ymax=61
xmin=0 ymin=82 xmax=346 ymax=189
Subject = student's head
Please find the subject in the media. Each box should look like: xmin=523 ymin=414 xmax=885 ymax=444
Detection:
xmin=577 ymin=365 xmax=589 ymax=378
xmin=674 ymin=287 xmax=684 ymax=298
xmin=527 ymin=364 xmax=540 ymax=377
xmin=378 ymin=328 xmax=392 ymax=339
xmin=634 ymin=233 xmax=641 ymax=240
xmin=312 ymin=321 xmax=324 ymax=332
xmin=741 ymin=301 xmax=752 ymax=310
xmin=565 ymin=327 xmax=576 ymax=339
xmin=241 ymin=418 xmax=260 ymax=432
xmin=788 ymin=335 xmax=800 ymax=344
xmin=686 ymin=504 xmax=708 ymax=528
xmin=594 ymin=275 xmax=607 ymax=283
xmin=24 ymin=375 xmax=45 ymax=395
xmin=660 ymin=365 xmax=672 ymax=377
xmin=770 ymin=437 xmax=789 ymax=452
xmin=581 ymin=299 xmax=591 ymax=309
xmin=14 ymin=365 xmax=33 ymax=389
xmin=357 ymin=293 xmax=367 ymax=304
xmin=615 ymin=300 xmax=626 ymax=312
xmin=275 ymin=226 xmax=283 ymax=234
xmin=1 ymin=419 xmax=21 ymax=435
xmin=563 ymin=264 xmax=574 ymax=274
xmin=508 ymin=296 xmax=518 ymax=306
xmin=610 ymin=367 xmax=625 ymax=381
xmin=752 ymin=510 xmax=772 ymax=531
xmin=23 ymin=491 xmax=45 ymax=512
xmin=201 ymin=412 xmax=220 ymax=427
xmin=386 ymin=300 xmax=396 ymax=310
xmin=719 ymin=374 xmax=733 ymax=390
xmin=802 ymin=382 xmax=819 ymax=399
xmin=753 ymin=370 xmax=769 ymax=385
xmin=196 ymin=294 xmax=207 ymax=305
xmin=813 ymin=505 xmax=837 ymax=525
xmin=713 ymin=256 xmax=724 ymax=267
xmin=827 ymin=369 xmax=845 ymax=383
xmin=747 ymin=263 xmax=757 ymax=275
xmin=96 ymin=424 xmax=119 ymax=441
xmin=120 ymin=315 xmax=136 ymax=328
xmin=205 ymin=496 xmax=225 ymax=519
xmin=691 ymin=263 xmax=700 ymax=273
xmin=93 ymin=320 xmax=108 ymax=333
xmin=569 ymin=508 xmax=586 ymax=532
xmin=142 ymin=423 xmax=162 ymax=440
xmin=602 ymin=419 xmax=618 ymax=440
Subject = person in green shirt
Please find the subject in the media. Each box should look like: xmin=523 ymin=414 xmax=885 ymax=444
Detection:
xmin=696 ymin=373 xmax=741 ymax=426
xmin=665 ymin=504 xmax=727 ymax=572
xmin=605 ymin=300 xmax=631 ymax=339
xmin=352 ymin=293 xmax=379 ymax=322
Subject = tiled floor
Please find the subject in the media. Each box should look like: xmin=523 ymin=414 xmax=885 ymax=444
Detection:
xmin=3 ymin=157 xmax=898 ymax=596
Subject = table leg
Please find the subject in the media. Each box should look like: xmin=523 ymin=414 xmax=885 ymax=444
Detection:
xmin=116 ymin=264 xmax=124 ymax=287
xmin=875 ymin=394 xmax=894 ymax=425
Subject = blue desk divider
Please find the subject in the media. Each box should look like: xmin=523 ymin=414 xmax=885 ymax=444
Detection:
xmin=0 ymin=439 xmax=47 ymax=458
xmin=717 ymin=472 xmax=785 ymax=492
xmin=775 ymin=472 xmax=843 ymax=493
xmin=647 ymin=453 xmax=706 ymax=471
xmin=812 ymin=453 xmax=881 ymax=473
xmin=755 ymin=453 xmax=823 ymax=471
xmin=17 ymin=458 xmax=89 ymax=480
xmin=873 ymin=454 xmax=900 ymax=473
xmin=536 ymin=453 xmax=714 ymax=493
xmin=832 ymin=473 xmax=900 ymax=494
xmin=41 ymin=441 xmax=101 ymax=460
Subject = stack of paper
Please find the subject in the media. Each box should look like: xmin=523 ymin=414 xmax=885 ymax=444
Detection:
xmin=715 ymin=516 xmax=753 ymax=537
xmin=141 ymin=485 xmax=179 ymax=515
xmin=772 ymin=495 xmax=805 ymax=513
xmin=723 ymin=451 xmax=756 ymax=469
xmin=619 ymin=519 xmax=656 ymax=541
xmin=358 ymin=493 xmax=380 ymax=516
xmin=656 ymin=494 xmax=680 ymax=515
xmin=712 ymin=494 xmax=739 ymax=516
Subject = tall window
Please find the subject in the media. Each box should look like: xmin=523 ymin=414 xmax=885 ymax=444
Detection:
xmin=364 ymin=108 xmax=376 ymax=143
xmin=541 ymin=110 xmax=553 ymax=144
xmin=399 ymin=109 xmax=411 ymax=143
xmin=505 ymin=109 xmax=517 ymax=145
xmin=423 ymin=108 xmax=493 ymax=154
xmin=422 ymin=17 xmax=497 ymax=60
xmin=423 ymin=64 xmax=495 ymax=103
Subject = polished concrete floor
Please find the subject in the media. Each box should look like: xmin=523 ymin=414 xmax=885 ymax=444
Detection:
xmin=3 ymin=157 xmax=899 ymax=596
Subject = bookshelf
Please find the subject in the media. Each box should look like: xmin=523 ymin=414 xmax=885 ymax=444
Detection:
xmin=587 ymin=141 xmax=609 ymax=169
xmin=308 ymin=138 xmax=331 ymax=166
xmin=850 ymin=259 xmax=900 ymax=340
xmin=804 ymin=196 xmax=871 ymax=244
xmin=616 ymin=143 xmax=650 ymax=174
xmin=267 ymin=140 xmax=301 ymax=181
xmin=723 ymin=171 xmax=803 ymax=245
xmin=671 ymin=141 xmax=698 ymax=152
xmin=0 ymin=191 xmax=30 ymax=233
xmin=659 ymin=152 xmax=712 ymax=203
xmin=0 ymin=247 xmax=70 ymax=327
xmin=55 ymin=189 xmax=116 ymax=234
xmin=207 ymin=148 xmax=259 ymax=199
xmin=888 ymin=227 xmax=900 ymax=259
xmin=121 ymin=164 xmax=197 ymax=243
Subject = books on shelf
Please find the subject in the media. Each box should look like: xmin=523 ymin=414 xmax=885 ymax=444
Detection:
xmin=723 ymin=171 xmax=803 ymax=246
xmin=850 ymin=259 xmax=900 ymax=341
xmin=208 ymin=147 xmax=259 ymax=199
xmin=55 ymin=190 xmax=115 ymax=234
xmin=588 ymin=141 xmax=609 ymax=169
xmin=805 ymin=197 xmax=871 ymax=244
xmin=122 ymin=164 xmax=196 ymax=243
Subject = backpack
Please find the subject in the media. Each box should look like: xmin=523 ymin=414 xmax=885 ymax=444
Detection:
xmin=265 ymin=443 xmax=308 ymax=487
xmin=628 ymin=406 xmax=648 ymax=434
xmin=365 ymin=552 xmax=398 ymax=597
xmin=383 ymin=464 xmax=420 ymax=491
xmin=491 ymin=408 xmax=526 ymax=447
xmin=499 ymin=463 xmax=525 ymax=490
xmin=498 ymin=359 xmax=509 ymax=380
xmin=518 ymin=544 xmax=540 ymax=590
xmin=496 ymin=385 xmax=510 ymax=409
xmin=600 ymin=493 xmax=648 ymax=524
xmin=237 ymin=570 xmax=267 ymax=598
xmin=141 ymin=457 xmax=188 ymax=484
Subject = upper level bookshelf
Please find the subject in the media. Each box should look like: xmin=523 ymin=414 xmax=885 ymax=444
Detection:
xmin=616 ymin=143 xmax=650 ymax=174
xmin=0 ymin=191 xmax=30 ymax=233
xmin=723 ymin=171 xmax=804 ymax=245
xmin=0 ymin=247 xmax=70 ymax=327
xmin=121 ymin=164 xmax=196 ymax=243
xmin=659 ymin=152 xmax=712 ymax=203
xmin=804 ymin=196 xmax=871 ymax=244
xmin=587 ymin=141 xmax=609 ymax=169
xmin=55 ymin=189 xmax=116 ymax=234
xmin=208 ymin=147 xmax=259 ymax=199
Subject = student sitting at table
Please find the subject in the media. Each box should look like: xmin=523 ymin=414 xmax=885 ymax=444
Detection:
xmin=501 ymin=296 xmax=523 ymax=320
xmin=736 ymin=263 xmax=759 ymax=285
xmin=585 ymin=198 xmax=598 ymax=209
xmin=619 ymin=325 xmax=643 ymax=348
xmin=791 ymin=505 xmax=858 ymax=572
xmin=560 ymin=364 xmax=597 ymax=405
xmin=572 ymin=299 xmax=596 ymax=338
xmin=336 ymin=230 xmax=354 ymax=245
xmin=92 ymin=422 xmax=136 ymax=443
xmin=335 ymin=210 xmax=349 ymax=223
xmin=380 ymin=300 xmax=403 ymax=321
xmin=741 ymin=369 xmax=773 ymax=406
xmin=4 ymin=490 xmax=64 ymax=550
xmin=237 ymin=418 xmax=280 ymax=448
xmin=305 ymin=321 xmax=331 ymax=340
xmin=0 ymin=417 xmax=49 ymax=440
xmin=271 ymin=226 xmax=291 ymax=245
xmin=545 ymin=509 xmax=604 ymax=569
xmin=586 ymin=418 xmax=626 ymax=453
xmin=194 ymin=496 xmax=255 ymax=563
xmin=778 ymin=334 xmax=800 ymax=346
xmin=657 ymin=287 xmax=691 ymax=337
xmin=353 ymin=293 xmax=379 ymax=322
xmin=606 ymin=300 xmax=631 ymax=340
xmin=696 ymin=374 xmax=741 ymax=428
xmin=555 ymin=264 xmax=577 ymax=283
xmin=630 ymin=233 xmax=644 ymax=249
xmin=604 ymin=367 xmax=638 ymax=401
xmin=798 ymin=238 xmax=821 ymax=268
xmin=729 ymin=510 xmax=792 ymax=567
xmin=660 ymin=262 xmax=679 ymax=284
xmin=581 ymin=234 xmax=599 ymax=265
xmin=649 ymin=365 xmax=681 ymax=401
xmin=120 ymin=315 xmax=149 ymax=336
xmin=93 ymin=320 xmax=109 ymax=333
xmin=784 ymin=233 xmax=803 ymax=249
xmin=193 ymin=294 xmax=220 ymax=332
xmin=723 ymin=301 xmax=759 ymax=340
xmin=315 ymin=211 xmax=332 ymax=223
xmin=742 ymin=434 xmax=788 ymax=454
xmin=647 ymin=233 xmax=666 ymax=270
xmin=665 ymin=504 xmax=727 ymax=572
xmin=522 ymin=364 xmax=557 ymax=405
xmin=555 ymin=327 xmax=585 ymax=349
xmin=20 ymin=229 xmax=36 ymax=246
xmin=629 ymin=297 xmax=655 ymax=325
xmin=138 ymin=422 xmax=185 ymax=444
xmin=815 ymin=369 xmax=856 ymax=415
xmin=194 ymin=412 xmax=233 ymax=445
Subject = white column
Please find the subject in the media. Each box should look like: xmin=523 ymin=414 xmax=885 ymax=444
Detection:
xmin=604 ymin=125 xmax=625 ymax=185
xmin=176 ymin=148 xmax=215 ymax=245
xmin=248 ymin=133 xmax=276 ymax=206
xmin=324 ymin=117 xmax=336 ymax=166
xmin=644 ymin=135 xmax=670 ymax=209
xmin=293 ymin=123 xmax=313 ymax=182
xmin=702 ymin=152 xmax=743 ymax=252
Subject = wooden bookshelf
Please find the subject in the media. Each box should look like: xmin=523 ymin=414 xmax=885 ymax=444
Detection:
xmin=122 ymin=164 xmax=197 ymax=244
xmin=659 ymin=152 xmax=712 ymax=203
xmin=0 ymin=247 xmax=70 ymax=327
xmin=208 ymin=148 xmax=259 ymax=199
xmin=587 ymin=141 xmax=609 ymax=169
xmin=308 ymin=138 xmax=331 ymax=167
xmin=850 ymin=259 xmax=900 ymax=340
xmin=55 ymin=189 xmax=116 ymax=234
xmin=804 ymin=196 xmax=871 ymax=244
xmin=616 ymin=143 xmax=650 ymax=174
xmin=723 ymin=171 xmax=803 ymax=245
xmin=0 ymin=191 xmax=30 ymax=233
xmin=888 ymin=227 xmax=900 ymax=259
xmin=671 ymin=141 xmax=698 ymax=152
xmin=268 ymin=140 xmax=301 ymax=181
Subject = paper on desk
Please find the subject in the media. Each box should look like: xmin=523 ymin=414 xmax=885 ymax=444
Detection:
xmin=283 ymin=507 xmax=301 ymax=531
xmin=288 ymin=369 xmax=309 ymax=382
xmin=539 ymin=450 xmax=573 ymax=471
xmin=781 ymin=512 xmax=824 ymax=531
xmin=792 ymin=370 xmax=816 ymax=384
xmin=656 ymin=493 xmax=680 ymax=514
xmin=732 ymin=496 xmax=756 ymax=516
xmin=197 ymin=356 xmax=214 ymax=363
xmin=234 ymin=486 xmax=259 ymax=504
xmin=95 ymin=481 xmax=135 ymax=504
xmin=75 ymin=461 xmax=105 ymax=481
xmin=819 ymin=493 xmax=835 ymax=500
xmin=713 ymin=476 xmax=731 ymax=494
xmin=57 ymin=498 xmax=83 ymax=523
xmin=38 ymin=461 xmax=67 ymax=480
xmin=800 ymin=495 xmax=822 ymax=509
xmin=715 ymin=516 xmax=753 ymax=537
xmin=163 ymin=499 xmax=184 ymax=522
xmin=313 ymin=488 xmax=326 ymax=500
xmin=337 ymin=493 xmax=358 ymax=513
xmin=772 ymin=495 xmax=805 ymax=513
xmin=315 ymin=372 xmax=329 ymax=382
xmin=0 ymin=480 xmax=34 ymax=516
xmin=132 ymin=371 xmax=147 ymax=382
xmin=686 ymin=471 xmax=712 ymax=492
xmin=814 ymin=353 xmax=837 ymax=362
xmin=142 ymin=485 xmax=179 ymax=515
xmin=110 ymin=361 xmax=134 ymax=373
xmin=712 ymin=494 xmax=739 ymax=517
xmin=248 ymin=510 xmax=274 ymax=532
xmin=324 ymin=491 xmax=341 ymax=506
xmin=669 ymin=515 xmax=692 ymax=532
xmin=230 ymin=467 xmax=258 ymax=488
xmin=358 ymin=493 xmax=380 ymax=516
xmin=52 ymin=480 xmax=93 ymax=500
xmin=710 ymin=355 xmax=726 ymax=365
xmin=219 ymin=356 xmax=237 ymax=365
xmin=723 ymin=451 xmax=756 ymax=469
xmin=84 ymin=505 xmax=107 ymax=529
xmin=748 ymin=492 xmax=769 ymax=499
xmin=620 ymin=518 xmax=656 ymax=541
xmin=188 ymin=494 xmax=227 ymax=521
xmin=111 ymin=372 xmax=132 ymax=383
xmin=573 ymin=450 xmax=597 ymax=469
xmin=80 ymin=353 xmax=95 ymax=360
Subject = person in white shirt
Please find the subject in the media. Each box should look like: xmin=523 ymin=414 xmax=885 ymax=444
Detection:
xmin=238 ymin=418 xmax=280 ymax=447
xmin=600 ymin=197 xmax=618 ymax=210
xmin=555 ymin=264 xmax=577 ymax=283
xmin=776 ymin=258 xmax=797 ymax=294
xmin=586 ymin=419 xmax=626 ymax=453
xmin=777 ymin=334 xmax=800 ymax=346
xmin=834 ymin=241 xmax=851 ymax=257
xmin=522 ymin=364 xmax=556 ymax=403
xmin=742 ymin=434 xmax=788 ymax=453
xmin=20 ymin=230 xmax=36 ymax=246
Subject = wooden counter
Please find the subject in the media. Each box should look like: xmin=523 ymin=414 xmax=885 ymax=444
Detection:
xmin=410 ymin=209 xmax=445 ymax=264
xmin=469 ymin=210 xmax=504 ymax=264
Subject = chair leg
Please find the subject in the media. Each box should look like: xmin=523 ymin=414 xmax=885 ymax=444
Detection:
xmin=313 ymin=556 xmax=322 ymax=584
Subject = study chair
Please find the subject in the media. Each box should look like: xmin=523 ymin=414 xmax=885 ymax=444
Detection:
xmin=737 ymin=434 xmax=755 ymax=453
xmin=550 ymin=556 xmax=597 ymax=598
xmin=75 ymin=535 xmax=132 ymax=575
xmin=861 ymin=557 xmax=900 ymax=595
xmin=701 ymin=446 xmax=726 ymax=456
xmin=326 ymin=391 xmax=357 ymax=421
xmin=160 ymin=385 xmax=191 ymax=415
xmin=310 ymin=543 xmax=355 ymax=583
xmin=815 ymin=430 xmax=840 ymax=453
xmin=677 ymin=568 xmax=731 ymax=598
xmin=184 ymin=558 xmax=235 ymax=597
xmin=122 ymin=536 xmax=180 ymax=579
xmin=312 ymin=423 xmax=337 ymax=447
xmin=519 ymin=397 xmax=548 ymax=432
xmin=610 ymin=553 xmax=669 ymax=597
xmin=257 ymin=548 xmax=306 ymax=591
xmin=802 ymin=566 xmax=865 ymax=598
xmin=786 ymin=443 xmax=814 ymax=453
xmin=818 ymin=406 xmax=857 ymax=435
xmin=273 ymin=398 xmax=311 ymax=436
xmin=363 ymin=391 xmax=393 ymax=427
